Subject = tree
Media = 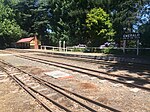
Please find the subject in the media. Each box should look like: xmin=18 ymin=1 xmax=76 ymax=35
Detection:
xmin=107 ymin=0 xmax=149 ymax=46
xmin=44 ymin=0 xmax=70 ymax=45
xmin=43 ymin=0 xmax=101 ymax=45
xmin=8 ymin=0 xmax=150 ymax=48
xmin=139 ymin=23 xmax=150 ymax=47
xmin=0 ymin=0 xmax=23 ymax=48
xmin=13 ymin=0 xmax=52 ymax=45
xmin=64 ymin=0 xmax=104 ymax=45
xmin=137 ymin=2 xmax=150 ymax=47
xmin=86 ymin=8 xmax=115 ymax=46
xmin=89 ymin=0 xmax=149 ymax=47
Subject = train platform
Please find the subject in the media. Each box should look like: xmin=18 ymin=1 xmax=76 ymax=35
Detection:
xmin=18 ymin=49 xmax=150 ymax=65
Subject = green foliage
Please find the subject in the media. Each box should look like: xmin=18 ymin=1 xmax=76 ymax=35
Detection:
xmin=84 ymin=47 xmax=101 ymax=53
xmin=139 ymin=23 xmax=150 ymax=47
xmin=86 ymin=8 xmax=115 ymax=46
xmin=0 ymin=0 xmax=149 ymax=50
xmin=72 ymin=48 xmax=85 ymax=52
xmin=0 ymin=0 xmax=23 ymax=48
xmin=136 ymin=2 xmax=150 ymax=48
xmin=101 ymin=47 xmax=113 ymax=54
xmin=0 ymin=19 xmax=22 ymax=37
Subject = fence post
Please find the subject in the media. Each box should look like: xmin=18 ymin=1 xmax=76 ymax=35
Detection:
xmin=59 ymin=41 xmax=62 ymax=51
xmin=63 ymin=41 xmax=65 ymax=52
xmin=44 ymin=46 xmax=46 ymax=50
xmin=137 ymin=39 xmax=139 ymax=55
xmin=123 ymin=40 xmax=126 ymax=54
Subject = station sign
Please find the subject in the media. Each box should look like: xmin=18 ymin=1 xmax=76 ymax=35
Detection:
xmin=123 ymin=33 xmax=140 ymax=40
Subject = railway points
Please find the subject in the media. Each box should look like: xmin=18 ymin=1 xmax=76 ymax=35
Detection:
xmin=0 ymin=49 xmax=150 ymax=112
xmin=1 ymin=1 xmax=150 ymax=112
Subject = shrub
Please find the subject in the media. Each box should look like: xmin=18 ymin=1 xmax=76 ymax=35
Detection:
xmin=101 ymin=47 xmax=113 ymax=54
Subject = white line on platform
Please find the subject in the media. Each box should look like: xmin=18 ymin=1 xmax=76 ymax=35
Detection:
xmin=0 ymin=54 xmax=13 ymax=56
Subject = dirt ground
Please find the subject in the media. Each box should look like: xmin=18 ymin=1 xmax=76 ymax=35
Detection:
xmin=0 ymin=71 xmax=46 ymax=112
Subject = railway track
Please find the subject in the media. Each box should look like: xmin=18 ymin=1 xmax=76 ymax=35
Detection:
xmin=2 ymin=49 xmax=150 ymax=84
xmin=0 ymin=60 xmax=121 ymax=112
xmin=1 ymin=50 xmax=150 ymax=91
xmin=4 ymin=49 xmax=150 ymax=71
xmin=35 ymin=53 xmax=150 ymax=75
xmin=13 ymin=54 xmax=150 ymax=92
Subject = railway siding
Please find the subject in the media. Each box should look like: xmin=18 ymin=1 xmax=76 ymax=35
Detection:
xmin=0 ymin=60 xmax=121 ymax=112
xmin=13 ymin=49 xmax=150 ymax=65
xmin=0 ymin=49 xmax=150 ymax=112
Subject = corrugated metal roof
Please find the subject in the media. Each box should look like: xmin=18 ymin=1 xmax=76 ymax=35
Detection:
xmin=17 ymin=37 xmax=34 ymax=43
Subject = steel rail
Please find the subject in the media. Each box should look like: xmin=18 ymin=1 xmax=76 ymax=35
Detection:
xmin=0 ymin=60 xmax=121 ymax=112
xmin=32 ymin=74 xmax=121 ymax=112
xmin=36 ymin=53 xmax=150 ymax=69
xmin=16 ymin=55 xmax=150 ymax=92
xmin=32 ymin=54 xmax=150 ymax=83
xmin=13 ymin=76 xmax=73 ymax=112
xmin=4 ymin=49 xmax=150 ymax=67
xmin=0 ymin=61 xmax=95 ymax=112
xmin=0 ymin=63 xmax=75 ymax=112
xmin=0 ymin=61 xmax=99 ymax=112
xmin=0 ymin=66 xmax=53 ymax=112
xmin=2 ymin=50 xmax=149 ymax=82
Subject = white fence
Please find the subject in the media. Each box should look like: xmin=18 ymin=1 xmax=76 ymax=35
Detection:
xmin=41 ymin=45 xmax=150 ymax=52
xmin=41 ymin=45 xmax=86 ymax=52
xmin=41 ymin=45 xmax=69 ymax=51
xmin=41 ymin=46 xmax=59 ymax=51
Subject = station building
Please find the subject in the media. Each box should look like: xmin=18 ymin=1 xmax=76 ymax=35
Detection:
xmin=16 ymin=36 xmax=41 ymax=49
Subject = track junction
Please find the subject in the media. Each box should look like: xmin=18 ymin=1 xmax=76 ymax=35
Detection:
xmin=0 ymin=49 xmax=149 ymax=112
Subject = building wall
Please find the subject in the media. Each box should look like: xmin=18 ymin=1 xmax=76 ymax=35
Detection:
xmin=16 ymin=36 xmax=41 ymax=49
xmin=16 ymin=43 xmax=30 ymax=49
